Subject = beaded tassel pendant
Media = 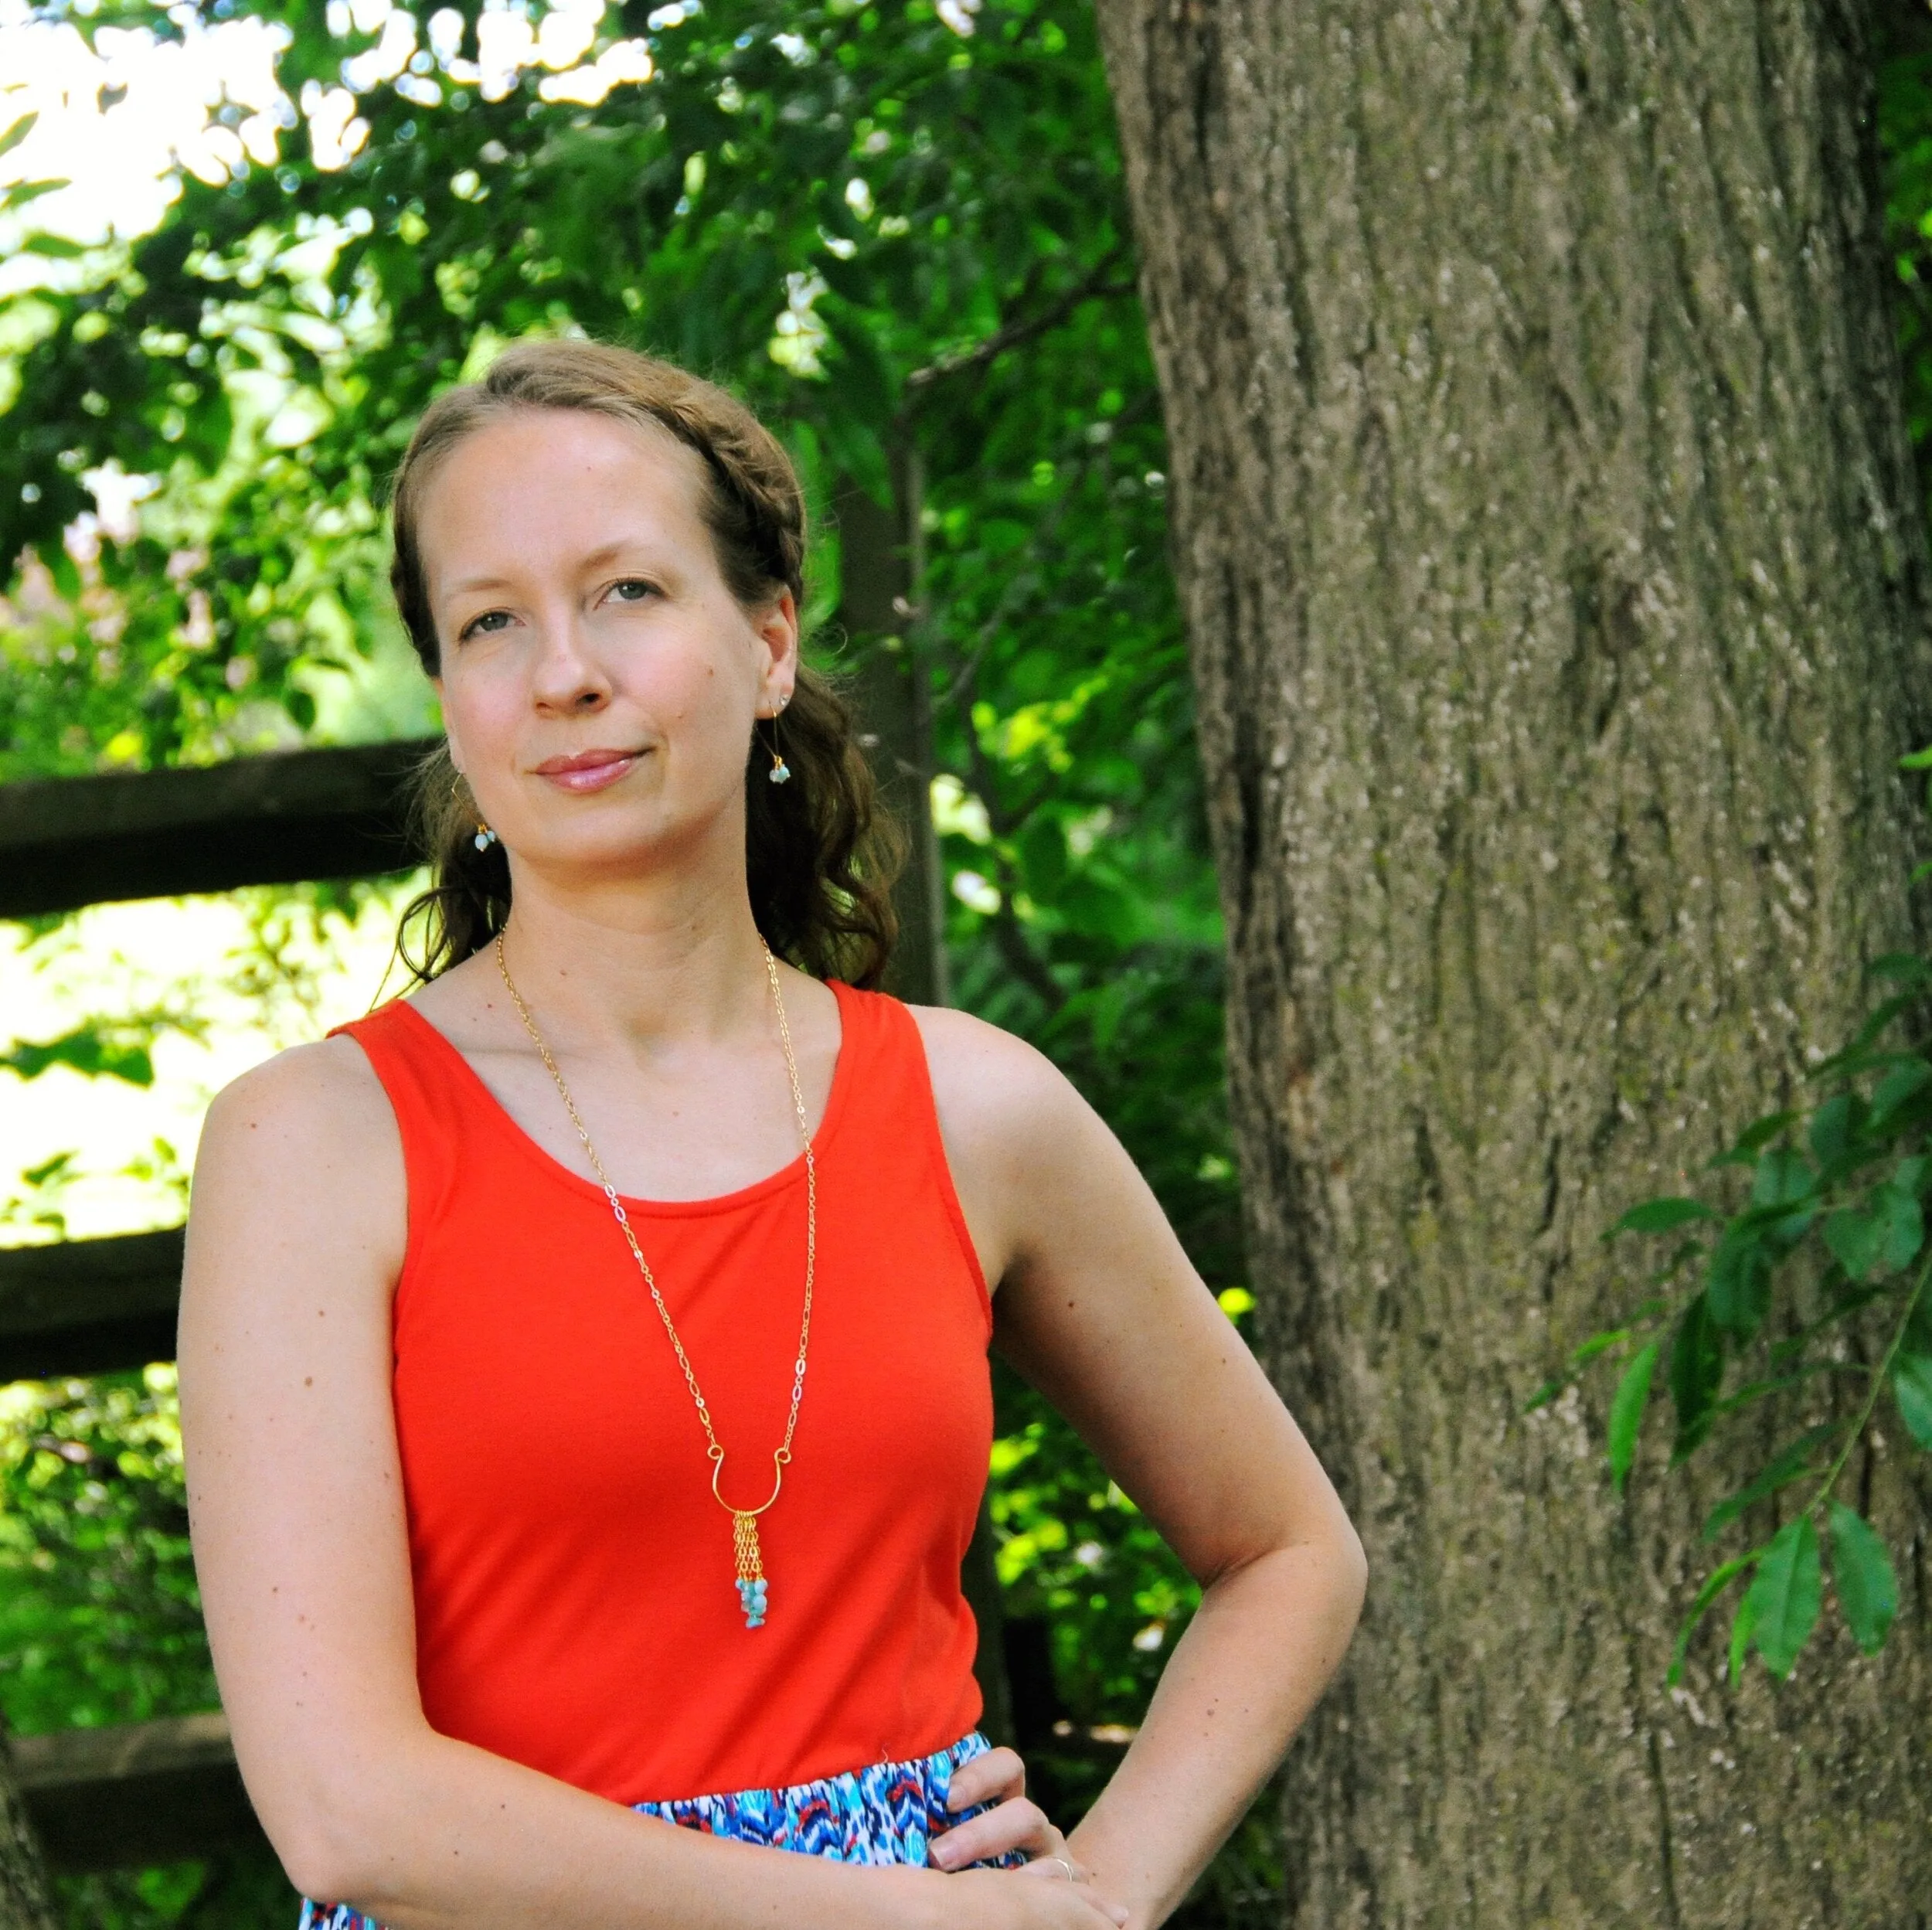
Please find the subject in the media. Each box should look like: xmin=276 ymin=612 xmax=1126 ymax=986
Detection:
xmin=733 ymin=1512 xmax=769 ymax=1628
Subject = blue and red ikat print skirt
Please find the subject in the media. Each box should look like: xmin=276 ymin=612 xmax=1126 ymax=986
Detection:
xmin=296 ymin=1729 xmax=1025 ymax=1927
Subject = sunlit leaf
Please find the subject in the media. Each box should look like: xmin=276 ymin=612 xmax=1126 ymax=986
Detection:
xmin=0 ymin=1026 xmax=154 ymax=1087
xmin=0 ymin=111 xmax=38 ymax=161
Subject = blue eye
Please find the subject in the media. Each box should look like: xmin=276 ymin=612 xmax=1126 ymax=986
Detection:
xmin=610 ymin=579 xmax=657 ymax=604
xmin=460 ymin=609 xmax=512 ymax=640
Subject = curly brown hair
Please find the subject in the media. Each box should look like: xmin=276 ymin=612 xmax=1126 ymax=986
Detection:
xmin=384 ymin=339 xmax=902 ymax=988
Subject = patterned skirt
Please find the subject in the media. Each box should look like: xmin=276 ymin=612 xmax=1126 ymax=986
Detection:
xmin=296 ymin=1729 xmax=1025 ymax=1928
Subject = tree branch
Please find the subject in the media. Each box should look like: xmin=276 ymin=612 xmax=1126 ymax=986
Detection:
xmin=906 ymin=250 xmax=1139 ymax=395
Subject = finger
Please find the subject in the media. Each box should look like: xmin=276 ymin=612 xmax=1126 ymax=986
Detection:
xmin=928 ymin=1796 xmax=1051 ymax=1869
xmin=944 ymin=1745 xmax=1027 ymax=1812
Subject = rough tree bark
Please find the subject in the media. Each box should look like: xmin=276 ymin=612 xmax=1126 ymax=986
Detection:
xmin=0 ymin=1723 xmax=60 ymax=1930
xmin=1097 ymin=2 xmax=1932 ymax=1924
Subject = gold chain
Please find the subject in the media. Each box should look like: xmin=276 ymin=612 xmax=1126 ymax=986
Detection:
xmin=493 ymin=929 xmax=817 ymax=1524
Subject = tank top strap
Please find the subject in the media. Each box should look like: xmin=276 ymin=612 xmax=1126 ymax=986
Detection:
xmin=325 ymin=999 xmax=468 ymax=1258
xmin=826 ymin=983 xmax=994 ymax=1338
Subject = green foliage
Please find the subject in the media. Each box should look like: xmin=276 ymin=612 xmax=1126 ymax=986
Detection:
xmin=0 ymin=1367 xmax=211 ymax=1732
xmin=1528 ymin=761 xmax=1932 ymax=1687
xmin=1 ymin=1017 xmax=170 ymax=1086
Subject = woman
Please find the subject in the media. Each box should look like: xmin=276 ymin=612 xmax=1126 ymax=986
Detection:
xmin=178 ymin=339 xmax=1366 ymax=1930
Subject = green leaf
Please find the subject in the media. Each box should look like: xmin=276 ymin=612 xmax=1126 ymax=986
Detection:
xmin=1707 ymin=1231 xmax=1772 ymax=1339
xmin=1607 ymin=1196 xmax=1719 ymax=1238
xmin=1869 ymin=1057 xmax=1932 ymax=1129
xmin=0 ymin=177 xmax=68 ymax=213
xmin=1824 ymin=1207 xmax=1885 ymax=1282
xmin=1751 ymin=1146 xmax=1814 ymax=1208
xmin=1808 ymin=996 xmax=1917 ymax=1080
xmin=1892 ymin=1350 xmax=1932 ymax=1449
xmin=1524 ymin=1325 xmax=1634 ymax=1411
xmin=1702 ymin=1422 xmax=1842 ymax=1542
xmin=1877 ymin=1184 xmax=1926 ymax=1274
xmin=1607 ymin=1339 xmax=1659 ymax=1494
xmin=1 ymin=1028 xmax=154 ymax=1087
xmin=1907 ymin=1293 xmax=1932 ymax=1356
xmin=1666 ymin=1551 xmax=1757 ymax=1686
xmin=1668 ymin=1292 xmax=1723 ymax=1459
xmin=1826 ymin=1503 xmax=1896 ymax=1656
xmin=1726 ymin=1590 xmax=1759 ymax=1687
xmin=20 ymin=233 xmax=87 ymax=260
xmin=1710 ymin=1111 xmax=1798 ymax=1169
xmin=1741 ymin=1515 xmax=1821 ymax=1678
xmin=1895 ymin=1154 xmax=1932 ymax=1199
xmin=0 ymin=111 xmax=37 ymax=161
xmin=1868 ymin=951 xmax=1932 ymax=985
xmin=1808 ymin=1092 xmax=1866 ymax=1164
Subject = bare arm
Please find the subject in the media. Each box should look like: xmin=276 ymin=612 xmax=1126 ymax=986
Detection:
xmin=913 ymin=1009 xmax=1368 ymax=1930
xmin=178 ymin=1039 xmax=1121 ymax=1930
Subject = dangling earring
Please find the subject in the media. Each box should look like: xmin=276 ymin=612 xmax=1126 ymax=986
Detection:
xmin=453 ymin=771 xmax=499 ymax=849
xmin=765 ymin=697 xmax=791 ymax=785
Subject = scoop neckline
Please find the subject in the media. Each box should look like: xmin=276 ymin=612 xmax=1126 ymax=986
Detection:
xmin=384 ymin=976 xmax=859 ymax=1219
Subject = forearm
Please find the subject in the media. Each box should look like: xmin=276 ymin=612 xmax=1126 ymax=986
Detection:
xmin=1065 ymin=1532 xmax=1366 ymax=1929
xmin=301 ymin=1725 xmax=941 ymax=1930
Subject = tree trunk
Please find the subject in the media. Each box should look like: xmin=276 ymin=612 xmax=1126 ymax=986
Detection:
xmin=1097 ymin=2 xmax=1932 ymax=1923
xmin=0 ymin=1723 xmax=61 ymax=1930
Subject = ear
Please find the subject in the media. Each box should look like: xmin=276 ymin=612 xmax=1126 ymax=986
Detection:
xmin=753 ymin=588 xmax=801 ymax=715
xmin=432 ymin=679 xmax=461 ymax=778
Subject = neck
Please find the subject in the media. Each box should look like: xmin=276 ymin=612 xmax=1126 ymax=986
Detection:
xmin=488 ymin=851 xmax=776 ymax=1059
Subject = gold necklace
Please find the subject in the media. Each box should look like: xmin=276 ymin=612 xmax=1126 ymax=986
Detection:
xmin=493 ymin=929 xmax=817 ymax=1631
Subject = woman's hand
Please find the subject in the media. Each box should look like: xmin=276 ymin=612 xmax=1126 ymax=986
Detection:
xmin=928 ymin=1748 xmax=1127 ymax=1924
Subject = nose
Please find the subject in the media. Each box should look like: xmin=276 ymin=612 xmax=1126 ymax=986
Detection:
xmin=527 ymin=604 xmax=611 ymax=713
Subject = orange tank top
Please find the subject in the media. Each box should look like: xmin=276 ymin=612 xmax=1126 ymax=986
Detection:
xmin=326 ymin=978 xmax=990 ymax=1805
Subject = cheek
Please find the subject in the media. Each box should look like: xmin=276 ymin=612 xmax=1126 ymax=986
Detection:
xmin=442 ymin=661 xmax=526 ymax=749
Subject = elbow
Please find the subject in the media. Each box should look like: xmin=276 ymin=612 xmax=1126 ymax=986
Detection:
xmin=247 ymin=1734 xmax=423 ymax=1909
xmin=270 ymin=1785 xmax=381 ymax=1910
xmin=1336 ymin=1521 xmax=1369 ymax=1626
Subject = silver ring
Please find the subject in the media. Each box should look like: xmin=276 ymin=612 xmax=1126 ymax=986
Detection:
xmin=1048 ymin=1855 xmax=1076 ymax=1882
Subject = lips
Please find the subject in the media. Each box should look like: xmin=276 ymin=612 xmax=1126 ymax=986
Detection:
xmin=533 ymin=747 xmax=645 ymax=792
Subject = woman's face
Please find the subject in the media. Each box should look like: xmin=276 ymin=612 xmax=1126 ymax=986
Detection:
xmin=417 ymin=405 xmax=797 ymax=880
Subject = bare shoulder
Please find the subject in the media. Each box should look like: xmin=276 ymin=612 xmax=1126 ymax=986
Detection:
xmin=199 ymin=1035 xmax=400 ymax=1182
xmin=203 ymin=1030 xmax=394 ymax=1142
xmin=901 ymin=1004 xmax=1123 ymax=1293
xmin=186 ymin=1031 xmax=407 ymax=1305
xmin=903 ymin=1002 xmax=1095 ymax=1154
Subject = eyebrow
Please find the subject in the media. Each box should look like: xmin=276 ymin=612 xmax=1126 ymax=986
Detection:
xmin=443 ymin=542 xmax=662 ymax=598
